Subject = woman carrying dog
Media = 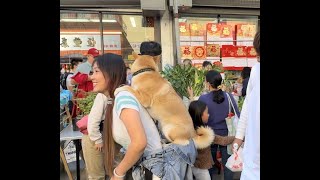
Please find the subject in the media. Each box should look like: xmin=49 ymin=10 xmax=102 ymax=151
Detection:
xmin=93 ymin=53 xmax=164 ymax=179
xmin=94 ymin=43 xmax=204 ymax=180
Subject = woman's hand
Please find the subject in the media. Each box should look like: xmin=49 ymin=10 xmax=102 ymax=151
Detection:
xmin=95 ymin=143 xmax=103 ymax=152
xmin=232 ymin=138 xmax=243 ymax=151
xmin=111 ymin=167 xmax=126 ymax=180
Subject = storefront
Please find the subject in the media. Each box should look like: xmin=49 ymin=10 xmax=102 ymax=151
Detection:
xmin=176 ymin=0 xmax=260 ymax=70
xmin=60 ymin=9 xmax=158 ymax=72
xmin=60 ymin=1 xmax=259 ymax=178
xmin=60 ymin=0 xmax=259 ymax=71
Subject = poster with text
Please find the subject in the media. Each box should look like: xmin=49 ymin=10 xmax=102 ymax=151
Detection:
xmin=181 ymin=46 xmax=194 ymax=59
xmin=234 ymin=46 xmax=247 ymax=57
xmin=246 ymin=46 xmax=257 ymax=57
xmin=221 ymin=45 xmax=236 ymax=57
xmin=190 ymin=23 xmax=205 ymax=42
xmin=103 ymin=35 xmax=121 ymax=50
xmin=219 ymin=24 xmax=233 ymax=45
xmin=207 ymin=23 xmax=221 ymax=42
xmin=236 ymin=24 xmax=256 ymax=46
xmin=193 ymin=46 xmax=206 ymax=59
xmin=206 ymin=44 xmax=220 ymax=58
xmin=179 ymin=22 xmax=191 ymax=41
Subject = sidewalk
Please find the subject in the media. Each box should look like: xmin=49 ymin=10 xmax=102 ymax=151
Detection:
xmin=60 ymin=159 xmax=87 ymax=180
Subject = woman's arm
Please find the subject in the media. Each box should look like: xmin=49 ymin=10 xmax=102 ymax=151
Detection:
xmin=232 ymin=90 xmax=249 ymax=149
xmin=113 ymin=108 xmax=147 ymax=179
xmin=87 ymin=93 xmax=105 ymax=150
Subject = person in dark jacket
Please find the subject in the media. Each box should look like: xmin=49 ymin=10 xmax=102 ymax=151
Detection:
xmin=241 ymin=67 xmax=251 ymax=97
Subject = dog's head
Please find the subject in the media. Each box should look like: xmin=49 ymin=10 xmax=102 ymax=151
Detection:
xmin=131 ymin=52 xmax=160 ymax=73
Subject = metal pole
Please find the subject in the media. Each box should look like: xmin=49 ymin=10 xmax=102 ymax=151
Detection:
xmin=99 ymin=12 xmax=104 ymax=54
xmin=173 ymin=0 xmax=180 ymax=65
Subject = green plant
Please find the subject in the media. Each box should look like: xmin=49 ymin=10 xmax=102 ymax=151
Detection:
xmin=76 ymin=92 xmax=97 ymax=115
xmin=161 ymin=65 xmax=205 ymax=98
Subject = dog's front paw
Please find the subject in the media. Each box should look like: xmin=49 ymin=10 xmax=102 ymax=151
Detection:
xmin=114 ymin=85 xmax=130 ymax=96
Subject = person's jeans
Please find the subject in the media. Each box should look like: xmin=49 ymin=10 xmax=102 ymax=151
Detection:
xmin=132 ymin=139 xmax=197 ymax=180
xmin=209 ymin=144 xmax=233 ymax=180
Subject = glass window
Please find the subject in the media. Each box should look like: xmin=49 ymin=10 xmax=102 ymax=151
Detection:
xmin=178 ymin=16 xmax=258 ymax=69
xmin=60 ymin=12 xmax=101 ymax=72
xmin=101 ymin=14 xmax=154 ymax=66
xmin=60 ymin=12 xmax=155 ymax=70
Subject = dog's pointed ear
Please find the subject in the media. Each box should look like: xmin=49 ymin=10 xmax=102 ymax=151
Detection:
xmin=132 ymin=52 xmax=139 ymax=59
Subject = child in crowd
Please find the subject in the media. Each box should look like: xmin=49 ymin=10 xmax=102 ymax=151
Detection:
xmin=188 ymin=100 xmax=235 ymax=179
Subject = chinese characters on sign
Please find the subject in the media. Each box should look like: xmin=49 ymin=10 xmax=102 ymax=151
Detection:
xmin=103 ymin=35 xmax=121 ymax=50
xmin=60 ymin=35 xmax=121 ymax=51
xmin=60 ymin=35 xmax=101 ymax=50
xmin=60 ymin=38 xmax=69 ymax=48
xmin=73 ymin=37 xmax=82 ymax=47
xmin=87 ymin=37 xmax=96 ymax=47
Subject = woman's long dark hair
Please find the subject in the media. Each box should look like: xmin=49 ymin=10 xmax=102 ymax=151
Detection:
xmin=205 ymin=70 xmax=224 ymax=104
xmin=241 ymin=67 xmax=251 ymax=79
xmin=188 ymin=100 xmax=206 ymax=129
xmin=93 ymin=53 xmax=127 ymax=176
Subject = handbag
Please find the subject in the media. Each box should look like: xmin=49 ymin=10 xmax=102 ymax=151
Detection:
xmin=225 ymin=93 xmax=240 ymax=154
xmin=225 ymin=145 xmax=243 ymax=172
xmin=76 ymin=115 xmax=104 ymax=135
xmin=76 ymin=115 xmax=88 ymax=134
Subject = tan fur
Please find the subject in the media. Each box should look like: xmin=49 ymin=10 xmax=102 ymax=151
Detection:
xmin=115 ymin=53 xmax=214 ymax=149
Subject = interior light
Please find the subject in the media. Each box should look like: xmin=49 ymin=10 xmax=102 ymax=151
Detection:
xmin=129 ymin=17 xmax=136 ymax=27
xmin=60 ymin=19 xmax=117 ymax=23
xmin=60 ymin=32 xmax=122 ymax=35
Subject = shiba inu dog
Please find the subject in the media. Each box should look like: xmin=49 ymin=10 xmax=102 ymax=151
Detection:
xmin=115 ymin=53 xmax=214 ymax=149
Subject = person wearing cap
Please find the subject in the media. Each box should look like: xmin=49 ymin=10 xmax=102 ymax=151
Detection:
xmin=73 ymin=48 xmax=99 ymax=75
xmin=71 ymin=48 xmax=99 ymax=91
xmin=70 ymin=48 xmax=99 ymax=117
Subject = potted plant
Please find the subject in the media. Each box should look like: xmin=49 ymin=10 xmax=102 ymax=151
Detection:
xmin=73 ymin=92 xmax=97 ymax=131
xmin=76 ymin=92 xmax=97 ymax=116
xmin=161 ymin=65 xmax=206 ymax=99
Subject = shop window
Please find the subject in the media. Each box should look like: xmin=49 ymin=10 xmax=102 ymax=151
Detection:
xmin=60 ymin=12 xmax=101 ymax=72
xmin=178 ymin=16 xmax=258 ymax=70
xmin=60 ymin=12 xmax=155 ymax=70
xmin=101 ymin=14 xmax=154 ymax=67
